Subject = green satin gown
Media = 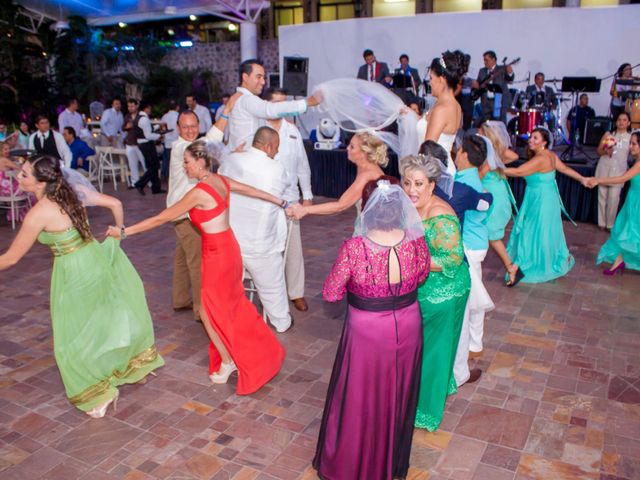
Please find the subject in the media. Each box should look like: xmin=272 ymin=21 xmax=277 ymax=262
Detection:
xmin=506 ymin=171 xmax=575 ymax=283
xmin=597 ymin=173 xmax=640 ymax=270
xmin=415 ymin=214 xmax=471 ymax=432
xmin=38 ymin=228 xmax=164 ymax=412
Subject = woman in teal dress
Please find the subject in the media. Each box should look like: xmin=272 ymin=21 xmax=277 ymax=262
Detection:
xmin=401 ymin=154 xmax=471 ymax=432
xmin=591 ymin=130 xmax=640 ymax=274
xmin=478 ymin=121 xmax=521 ymax=286
xmin=0 ymin=155 xmax=163 ymax=418
xmin=503 ymin=127 xmax=587 ymax=284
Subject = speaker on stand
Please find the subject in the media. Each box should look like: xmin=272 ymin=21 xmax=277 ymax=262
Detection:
xmin=282 ymin=57 xmax=309 ymax=97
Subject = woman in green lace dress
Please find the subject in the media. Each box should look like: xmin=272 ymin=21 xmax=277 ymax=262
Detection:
xmin=401 ymin=154 xmax=471 ymax=432
xmin=0 ymin=155 xmax=163 ymax=418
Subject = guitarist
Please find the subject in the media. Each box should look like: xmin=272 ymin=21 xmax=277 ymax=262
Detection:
xmin=472 ymin=51 xmax=515 ymax=124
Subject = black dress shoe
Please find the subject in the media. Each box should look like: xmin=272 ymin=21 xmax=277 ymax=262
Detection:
xmin=152 ymin=189 xmax=167 ymax=194
xmin=135 ymin=184 xmax=146 ymax=196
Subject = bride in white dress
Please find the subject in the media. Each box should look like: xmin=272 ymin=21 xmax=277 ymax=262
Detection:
xmin=417 ymin=51 xmax=470 ymax=178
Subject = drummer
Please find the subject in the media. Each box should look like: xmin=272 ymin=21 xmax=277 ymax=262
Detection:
xmin=524 ymin=72 xmax=558 ymax=128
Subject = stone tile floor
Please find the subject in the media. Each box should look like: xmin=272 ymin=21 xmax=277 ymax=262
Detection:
xmin=0 ymin=188 xmax=639 ymax=480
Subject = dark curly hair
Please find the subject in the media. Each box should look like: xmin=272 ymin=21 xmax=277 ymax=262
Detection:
xmin=430 ymin=50 xmax=470 ymax=90
xmin=30 ymin=155 xmax=92 ymax=241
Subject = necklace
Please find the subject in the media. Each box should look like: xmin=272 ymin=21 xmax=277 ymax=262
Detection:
xmin=199 ymin=173 xmax=209 ymax=182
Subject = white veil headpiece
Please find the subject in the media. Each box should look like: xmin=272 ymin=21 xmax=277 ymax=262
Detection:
xmin=477 ymin=135 xmax=505 ymax=170
xmin=483 ymin=120 xmax=511 ymax=148
xmin=61 ymin=167 xmax=101 ymax=207
xmin=353 ymin=180 xmax=424 ymax=242
xmin=313 ymin=78 xmax=419 ymax=160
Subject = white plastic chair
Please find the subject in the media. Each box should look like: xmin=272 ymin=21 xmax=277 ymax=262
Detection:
xmin=243 ymin=218 xmax=294 ymax=323
xmin=95 ymin=146 xmax=128 ymax=192
xmin=0 ymin=170 xmax=31 ymax=230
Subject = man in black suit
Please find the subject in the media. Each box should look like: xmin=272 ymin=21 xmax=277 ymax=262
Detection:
xmin=473 ymin=50 xmax=514 ymax=124
xmin=357 ymin=49 xmax=391 ymax=86
xmin=566 ymin=93 xmax=596 ymax=144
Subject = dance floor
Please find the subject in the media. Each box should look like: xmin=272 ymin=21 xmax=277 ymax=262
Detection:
xmin=1 ymin=189 xmax=639 ymax=480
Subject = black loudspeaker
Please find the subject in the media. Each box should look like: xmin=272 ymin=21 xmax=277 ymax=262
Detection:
xmin=268 ymin=73 xmax=280 ymax=89
xmin=282 ymin=57 xmax=308 ymax=97
xmin=583 ymin=117 xmax=612 ymax=146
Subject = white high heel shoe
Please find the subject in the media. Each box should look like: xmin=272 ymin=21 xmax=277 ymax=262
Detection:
xmin=209 ymin=361 xmax=237 ymax=384
xmin=86 ymin=391 xmax=119 ymax=419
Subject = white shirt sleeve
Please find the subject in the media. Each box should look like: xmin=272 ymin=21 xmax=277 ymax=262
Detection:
xmin=28 ymin=133 xmax=35 ymax=150
xmin=137 ymin=115 xmax=160 ymax=142
xmin=243 ymin=95 xmax=308 ymax=120
xmin=295 ymin=134 xmax=313 ymax=200
xmin=54 ymin=132 xmax=73 ymax=167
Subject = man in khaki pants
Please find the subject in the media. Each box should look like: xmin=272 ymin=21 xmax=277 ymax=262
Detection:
xmin=167 ymin=103 xmax=235 ymax=320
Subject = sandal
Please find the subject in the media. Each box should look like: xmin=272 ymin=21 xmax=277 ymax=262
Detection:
xmin=506 ymin=264 xmax=524 ymax=288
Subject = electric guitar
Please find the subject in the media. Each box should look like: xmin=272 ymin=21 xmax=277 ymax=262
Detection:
xmin=471 ymin=57 xmax=521 ymax=101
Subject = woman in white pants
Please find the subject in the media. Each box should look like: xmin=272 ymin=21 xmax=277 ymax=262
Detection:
xmin=595 ymin=112 xmax=631 ymax=230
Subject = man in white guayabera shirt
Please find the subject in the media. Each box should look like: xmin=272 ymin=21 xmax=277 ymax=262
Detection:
xmin=228 ymin=59 xmax=320 ymax=150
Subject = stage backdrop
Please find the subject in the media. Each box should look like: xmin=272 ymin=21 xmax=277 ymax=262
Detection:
xmin=279 ymin=5 xmax=638 ymax=136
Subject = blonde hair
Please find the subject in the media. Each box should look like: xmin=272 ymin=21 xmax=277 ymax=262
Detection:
xmin=357 ymin=132 xmax=389 ymax=167
xmin=481 ymin=123 xmax=507 ymax=161
xmin=399 ymin=154 xmax=442 ymax=184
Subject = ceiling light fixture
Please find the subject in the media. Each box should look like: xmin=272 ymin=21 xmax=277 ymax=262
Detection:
xmin=118 ymin=22 xmax=127 ymax=28
xmin=228 ymin=23 xmax=237 ymax=32
xmin=189 ymin=14 xmax=197 ymax=21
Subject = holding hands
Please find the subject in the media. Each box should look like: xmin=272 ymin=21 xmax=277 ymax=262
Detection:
xmin=584 ymin=177 xmax=598 ymax=189
xmin=105 ymin=225 xmax=123 ymax=239
xmin=287 ymin=203 xmax=308 ymax=220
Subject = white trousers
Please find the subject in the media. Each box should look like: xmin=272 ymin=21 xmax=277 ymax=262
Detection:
xmin=453 ymin=248 xmax=494 ymax=386
xmin=243 ymin=252 xmax=292 ymax=332
xmin=125 ymin=145 xmax=146 ymax=185
xmin=284 ymin=218 xmax=305 ymax=299
xmin=597 ymin=185 xmax=622 ymax=229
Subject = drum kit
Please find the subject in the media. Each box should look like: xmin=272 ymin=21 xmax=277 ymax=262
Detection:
xmin=507 ymin=80 xmax=567 ymax=145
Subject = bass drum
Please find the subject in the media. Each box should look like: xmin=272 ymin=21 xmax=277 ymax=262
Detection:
xmin=517 ymin=109 xmax=543 ymax=138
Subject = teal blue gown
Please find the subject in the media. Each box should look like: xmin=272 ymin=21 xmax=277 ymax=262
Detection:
xmin=596 ymin=173 xmax=640 ymax=270
xmin=482 ymin=170 xmax=517 ymax=241
xmin=506 ymin=171 xmax=575 ymax=283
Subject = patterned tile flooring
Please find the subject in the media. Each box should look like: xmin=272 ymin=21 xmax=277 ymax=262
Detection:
xmin=0 ymin=189 xmax=639 ymax=480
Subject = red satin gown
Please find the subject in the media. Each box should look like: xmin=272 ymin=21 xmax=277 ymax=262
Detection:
xmin=188 ymin=177 xmax=285 ymax=394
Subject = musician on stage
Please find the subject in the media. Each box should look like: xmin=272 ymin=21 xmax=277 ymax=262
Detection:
xmin=524 ymin=73 xmax=557 ymax=110
xmin=610 ymin=63 xmax=633 ymax=121
xmin=566 ymin=94 xmax=595 ymax=144
xmin=473 ymin=51 xmax=515 ymax=124
xmin=524 ymin=72 xmax=558 ymax=129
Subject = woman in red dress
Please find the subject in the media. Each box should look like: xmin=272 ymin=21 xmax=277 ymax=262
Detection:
xmin=107 ymin=140 xmax=285 ymax=394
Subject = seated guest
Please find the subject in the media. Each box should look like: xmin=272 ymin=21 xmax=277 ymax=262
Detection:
xmin=16 ymin=121 xmax=30 ymax=149
xmin=28 ymin=115 xmax=72 ymax=167
xmin=62 ymin=126 xmax=95 ymax=171
xmin=0 ymin=141 xmax=34 ymax=222
xmin=219 ymin=126 xmax=293 ymax=333
xmin=566 ymin=94 xmax=595 ymax=144
xmin=357 ymin=49 xmax=391 ymax=86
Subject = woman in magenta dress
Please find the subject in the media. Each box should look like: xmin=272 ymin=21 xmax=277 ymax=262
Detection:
xmin=108 ymin=140 xmax=285 ymax=394
xmin=314 ymin=179 xmax=430 ymax=480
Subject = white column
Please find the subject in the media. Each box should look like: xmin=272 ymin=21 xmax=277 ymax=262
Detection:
xmin=240 ymin=22 xmax=257 ymax=61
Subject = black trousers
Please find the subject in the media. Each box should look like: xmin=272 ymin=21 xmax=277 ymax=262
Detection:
xmin=136 ymin=141 xmax=161 ymax=193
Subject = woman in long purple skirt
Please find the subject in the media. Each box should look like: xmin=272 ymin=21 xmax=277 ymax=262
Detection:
xmin=314 ymin=179 xmax=430 ymax=480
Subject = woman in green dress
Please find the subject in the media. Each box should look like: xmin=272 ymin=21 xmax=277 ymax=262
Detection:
xmin=503 ymin=127 xmax=587 ymax=284
xmin=0 ymin=155 xmax=163 ymax=418
xmin=400 ymin=153 xmax=471 ymax=432
xmin=478 ymin=121 xmax=521 ymax=286
xmin=591 ymin=130 xmax=640 ymax=274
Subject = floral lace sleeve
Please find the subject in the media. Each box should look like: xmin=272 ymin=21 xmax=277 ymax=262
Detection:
xmin=322 ymin=239 xmax=353 ymax=302
xmin=425 ymin=215 xmax=464 ymax=278
xmin=414 ymin=236 xmax=431 ymax=284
